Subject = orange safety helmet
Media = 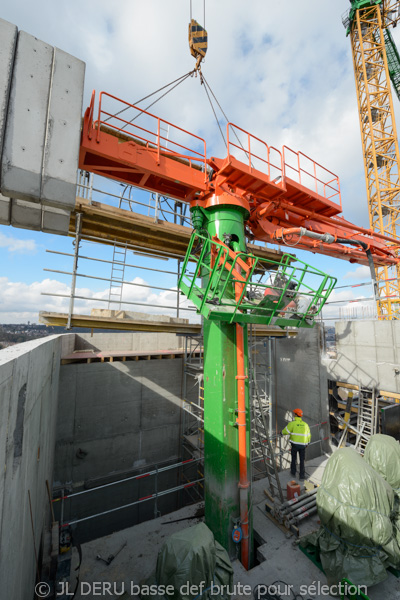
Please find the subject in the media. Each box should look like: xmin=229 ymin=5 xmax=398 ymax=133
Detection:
xmin=293 ymin=408 xmax=303 ymax=417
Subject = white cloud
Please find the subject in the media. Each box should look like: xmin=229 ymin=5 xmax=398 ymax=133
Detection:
xmin=343 ymin=265 xmax=371 ymax=280
xmin=0 ymin=232 xmax=37 ymax=254
xmin=320 ymin=286 xmax=375 ymax=323
xmin=0 ymin=275 xmax=197 ymax=323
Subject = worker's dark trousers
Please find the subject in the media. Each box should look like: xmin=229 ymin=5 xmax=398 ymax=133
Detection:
xmin=290 ymin=443 xmax=306 ymax=479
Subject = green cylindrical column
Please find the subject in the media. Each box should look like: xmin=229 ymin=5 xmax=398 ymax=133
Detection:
xmin=199 ymin=204 xmax=253 ymax=565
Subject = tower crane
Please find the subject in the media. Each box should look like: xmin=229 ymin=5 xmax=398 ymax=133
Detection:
xmin=343 ymin=0 xmax=400 ymax=319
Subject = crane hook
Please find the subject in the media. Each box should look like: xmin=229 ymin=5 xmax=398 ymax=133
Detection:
xmin=188 ymin=18 xmax=208 ymax=72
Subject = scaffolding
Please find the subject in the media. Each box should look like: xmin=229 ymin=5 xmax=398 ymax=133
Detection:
xmin=42 ymin=233 xmax=196 ymax=327
xmin=249 ymin=326 xmax=273 ymax=481
xmin=54 ymin=457 xmax=204 ymax=529
xmin=248 ymin=327 xmax=300 ymax=502
xmin=79 ymin=170 xmax=192 ymax=229
xmin=107 ymin=241 xmax=128 ymax=310
xmin=180 ymin=327 xmax=287 ymax=496
xmin=328 ymin=380 xmax=398 ymax=451
xmin=181 ymin=334 xmax=205 ymax=500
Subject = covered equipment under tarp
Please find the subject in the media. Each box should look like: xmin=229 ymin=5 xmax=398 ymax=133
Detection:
xmin=140 ymin=522 xmax=233 ymax=600
xmin=364 ymin=433 xmax=400 ymax=493
xmin=302 ymin=448 xmax=400 ymax=587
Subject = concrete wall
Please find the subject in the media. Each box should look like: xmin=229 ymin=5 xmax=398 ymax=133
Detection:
xmin=0 ymin=334 xmax=71 ymax=600
xmin=74 ymin=331 xmax=185 ymax=353
xmin=324 ymin=320 xmax=400 ymax=393
xmin=53 ymin=354 xmax=197 ymax=542
xmin=0 ymin=17 xmax=85 ymax=235
xmin=270 ymin=325 xmax=330 ymax=459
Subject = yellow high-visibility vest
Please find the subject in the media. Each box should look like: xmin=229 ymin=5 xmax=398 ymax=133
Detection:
xmin=282 ymin=416 xmax=311 ymax=446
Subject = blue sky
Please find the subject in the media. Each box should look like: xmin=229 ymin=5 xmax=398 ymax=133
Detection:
xmin=1 ymin=0 xmax=398 ymax=322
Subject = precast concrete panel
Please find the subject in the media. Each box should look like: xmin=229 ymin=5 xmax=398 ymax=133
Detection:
xmin=41 ymin=206 xmax=70 ymax=235
xmin=1 ymin=31 xmax=53 ymax=203
xmin=0 ymin=193 xmax=11 ymax=225
xmin=11 ymin=199 xmax=41 ymax=231
xmin=328 ymin=320 xmax=400 ymax=393
xmin=0 ymin=19 xmax=17 ymax=182
xmin=41 ymin=48 xmax=85 ymax=210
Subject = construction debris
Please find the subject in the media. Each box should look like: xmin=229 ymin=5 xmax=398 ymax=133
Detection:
xmin=96 ymin=541 xmax=127 ymax=566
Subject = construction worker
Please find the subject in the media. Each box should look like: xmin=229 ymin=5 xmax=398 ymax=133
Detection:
xmin=281 ymin=408 xmax=311 ymax=480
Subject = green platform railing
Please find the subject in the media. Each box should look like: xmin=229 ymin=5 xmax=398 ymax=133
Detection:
xmin=178 ymin=232 xmax=336 ymax=328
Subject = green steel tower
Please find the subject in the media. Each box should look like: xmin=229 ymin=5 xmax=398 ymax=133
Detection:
xmin=179 ymin=192 xmax=336 ymax=569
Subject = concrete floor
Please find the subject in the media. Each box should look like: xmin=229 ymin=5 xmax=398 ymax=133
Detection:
xmin=68 ymin=456 xmax=400 ymax=600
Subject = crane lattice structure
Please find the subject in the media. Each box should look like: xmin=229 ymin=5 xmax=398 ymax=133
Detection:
xmin=343 ymin=0 xmax=400 ymax=319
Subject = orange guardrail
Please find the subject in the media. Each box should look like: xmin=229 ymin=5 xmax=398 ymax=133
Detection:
xmin=283 ymin=145 xmax=342 ymax=209
xmin=87 ymin=91 xmax=208 ymax=180
xmin=226 ymin=123 xmax=285 ymax=187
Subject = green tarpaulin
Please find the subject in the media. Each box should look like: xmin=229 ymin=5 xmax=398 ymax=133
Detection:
xmin=364 ymin=434 xmax=400 ymax=493
xmin=140 ymin=522 xmax=233 ymax=600
xmin=302 ymin=448 xmax=400 ymax=587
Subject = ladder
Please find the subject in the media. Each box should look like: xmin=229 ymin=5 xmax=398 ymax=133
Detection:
xmin=107 ymin=242 xmax=128 ymax=310
xmin=182 ymin=334 xmax=204 ymax=448
xmin=357 ymin=387 xmax=378 ymax=454
xmin=249 ymin=354 xmax=284 ymax=502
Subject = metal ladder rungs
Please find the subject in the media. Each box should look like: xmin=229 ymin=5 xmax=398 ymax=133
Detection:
xmin=249 ymin=350 xmax=283 ymax=503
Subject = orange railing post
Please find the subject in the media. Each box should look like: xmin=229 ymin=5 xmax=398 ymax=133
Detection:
xmin=226 ymin=122 xmax=285 ymax=184
xmin=297 ymin=152 xmax=301 ymax=186
xmin=157 ymin=118 xmax=160 ymax=166
xmin=87 ymin=90 xmax=96 ymax=141
xmin=96 ymin=92 xmax=103 ymax=144
xmin=314 ymin=160 xmax=318 ymax=194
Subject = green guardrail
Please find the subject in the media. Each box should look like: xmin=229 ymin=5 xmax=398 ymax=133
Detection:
xmin=178 ymin=232 xmax=336 ymax=328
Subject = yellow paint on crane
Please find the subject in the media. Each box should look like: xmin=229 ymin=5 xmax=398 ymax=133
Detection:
xmin=349 ymin=3 xmax=400 ymax=319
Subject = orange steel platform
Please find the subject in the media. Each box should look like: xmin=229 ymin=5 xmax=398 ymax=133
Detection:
xmin=78 ymin=91 xmax=400 ymax=267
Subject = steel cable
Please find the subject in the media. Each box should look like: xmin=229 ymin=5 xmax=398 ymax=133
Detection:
xmin=201 ymin=72 xmax=251 ymax=162
xmin=201 ymin=74 xmax=227 ymax=148
xmin=104 ymin=70 xmax=195 ymax=124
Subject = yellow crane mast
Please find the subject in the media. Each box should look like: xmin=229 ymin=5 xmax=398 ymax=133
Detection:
xmin=343 ymin=1 xmax=400 ymax=319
